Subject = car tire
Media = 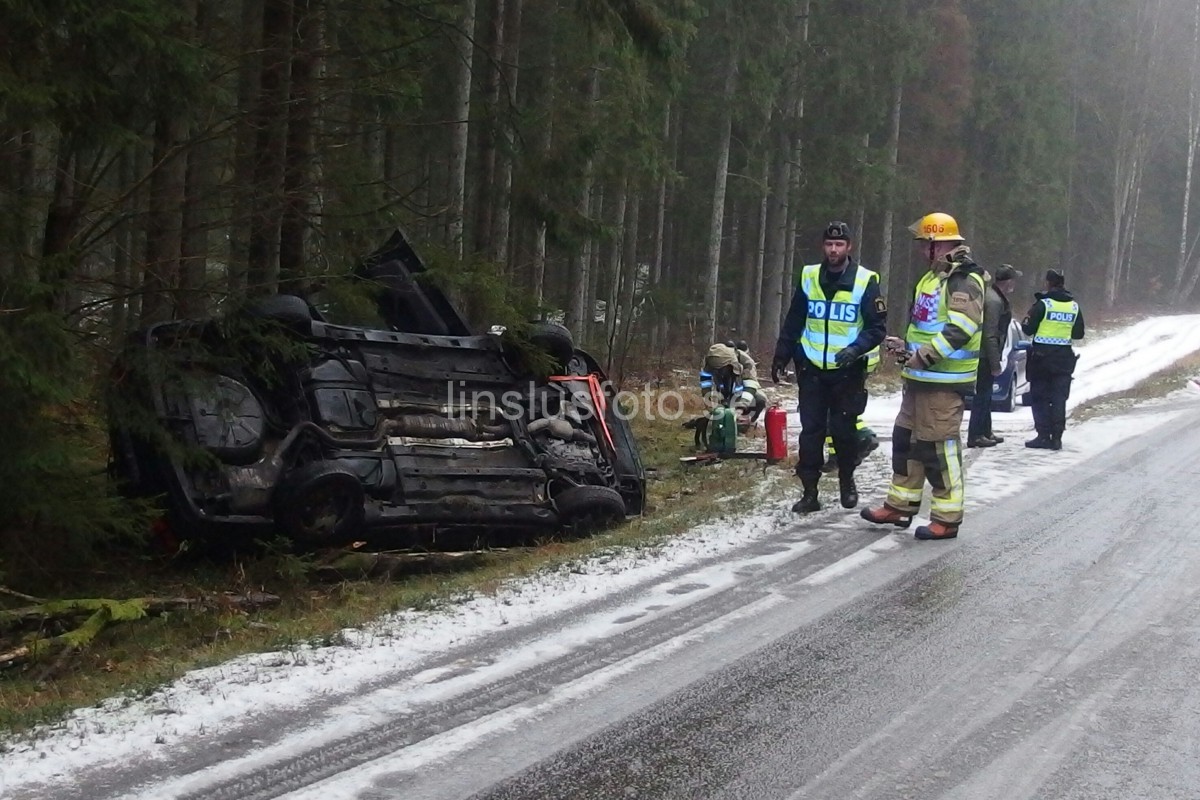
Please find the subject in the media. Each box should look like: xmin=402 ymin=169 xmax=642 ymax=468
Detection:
xmin=997 ymin=382 xmax=1015 ymax=413
xmin=553 ymin=485 xmax=626 ymax=535
xmin=274 ymin=462 xmax=366 ymax=546
xmin=528 ymin=321 xmax=575 ymax=370
xmin=247 ymin=294 xmax=315 ymax=327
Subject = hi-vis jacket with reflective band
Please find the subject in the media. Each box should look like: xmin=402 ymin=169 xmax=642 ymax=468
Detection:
xmin=902 ymin=268 xmax=985 ymax=386
xmin=798 ymin=263 xmax=881 ymax=369
xmin=1032 ymin=298 xmax=1080 ymax=346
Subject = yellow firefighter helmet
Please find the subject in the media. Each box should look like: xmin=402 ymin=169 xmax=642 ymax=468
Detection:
xmin=908 ymin=212 xmax=965 ymax=242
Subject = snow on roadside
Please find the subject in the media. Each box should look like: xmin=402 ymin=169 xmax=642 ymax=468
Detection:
xmin=4 ymin=316 xmax=1200 ymax=796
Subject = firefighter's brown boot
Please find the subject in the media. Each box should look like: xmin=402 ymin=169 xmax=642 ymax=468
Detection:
xmin=860 ymin=504 xmax=912 ymax=529
xmin=915 ymin=520 xmax=959 ymax=540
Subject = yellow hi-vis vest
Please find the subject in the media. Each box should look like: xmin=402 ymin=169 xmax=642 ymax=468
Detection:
xmin=1033 ymin=298 xmax=1079 ymax=345
xmin=865 ymin=346 xmax=881 ymax=373
xmin=902 ymin=268 xmax=984 ymax=387
xmin=798 ymin=263 xmax=880 ymax=369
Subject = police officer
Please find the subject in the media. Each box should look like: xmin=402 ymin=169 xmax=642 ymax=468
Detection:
xmin=1022 ymin=268 xmax=1085 ymax=450
xmin=860 ymin=212 xmax=985 ymax=540
xmin=771 ymin=221 xmax=887 ymax=514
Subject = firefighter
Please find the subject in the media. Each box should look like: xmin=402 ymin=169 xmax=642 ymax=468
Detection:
xmin=771 ymin=221 xmax=887 ymax=514
xmin=733 ymin=340 xmax=768 ymax=424
xmin=860 ymin=212 xmax=985 ymax=540
xmin=1022 ymin=268 xmax=1085 ymax=450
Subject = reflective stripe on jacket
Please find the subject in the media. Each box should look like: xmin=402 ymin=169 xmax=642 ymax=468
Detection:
xmin=1032 ymin=298 xmax=1079 ymax=346
xmin=797 ymin=263 xmax=880 ymax=369
xmin=902 ymin=269 xmax=985 ymax=386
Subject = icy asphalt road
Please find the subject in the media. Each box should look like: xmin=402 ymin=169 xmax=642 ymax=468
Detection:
xmin=7 ymin=315 xmax=1200 ymax=800
xmin=323 ymin=398 xmax=1200 ymax=800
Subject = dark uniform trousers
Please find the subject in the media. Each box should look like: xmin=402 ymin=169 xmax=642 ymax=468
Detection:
xmin=1028 ymin=356 xmax=1074 ymax=441
xmin=966 ymin=363 xmax=993 ymax=442
xmin=796 ymin=364 xmax=868 ymax=484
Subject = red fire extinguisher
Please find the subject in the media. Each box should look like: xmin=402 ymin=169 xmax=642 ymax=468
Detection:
xmin=765 ymin=403 xmax=788 ymax=464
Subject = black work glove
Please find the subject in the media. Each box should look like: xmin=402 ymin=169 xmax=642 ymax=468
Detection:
xmin=770 ymin=355 xmax=789 ymax=384
xmin=834 ymin=347 xmax=860 ymax=368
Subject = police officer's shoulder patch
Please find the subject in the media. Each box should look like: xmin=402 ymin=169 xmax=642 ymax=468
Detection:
xmin=874 ymin=297 xmax=887 ymax=314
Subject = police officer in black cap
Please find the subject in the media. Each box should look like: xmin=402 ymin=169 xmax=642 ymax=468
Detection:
xmin=1021 ymin=268 xmax=1085 ymax=449
xmin=772 ymin=222 xmax=887 ymax=513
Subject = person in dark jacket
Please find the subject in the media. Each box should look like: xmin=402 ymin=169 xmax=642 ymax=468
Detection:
xmin=967 ymin=264 xmax=1020 ymax=447
xmin=1021 ymin=268 xmax=1085 ymax=450
xmin=772 ymin=222 xmax=887 ymax=514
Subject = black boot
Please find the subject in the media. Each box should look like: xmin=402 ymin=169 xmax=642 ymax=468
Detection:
xmin=1049 ymin=433 xmax=1062 ymax=451
xmin=839 ymin=473 xmax=858 ymax=509
xmin=1025 ymin=435 xmax=1054 ymax=449
xmin=792 ymin=480 xmax=821 ymax=513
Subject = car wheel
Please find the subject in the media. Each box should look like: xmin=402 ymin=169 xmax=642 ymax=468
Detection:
xmin=528 ymin=321 xmax=575 ymax=370
xmin=553 ymin=485 xmax=626 ymax=535
xmin=274 ymin=463 xmax=366 ymax=546
xmin=247 ymin=293 xmax=315 ymax=326
xmin=997 ymin=382 xmax=1015 ymax=413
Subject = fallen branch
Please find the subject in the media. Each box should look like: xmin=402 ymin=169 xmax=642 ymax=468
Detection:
xmin=0 ymin=592 xmax=281 ymax=669
xmin=0 ymin=586 xmax=46 ymax=604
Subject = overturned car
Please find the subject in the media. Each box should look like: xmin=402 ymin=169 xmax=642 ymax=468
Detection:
xmin=109 ymin=232 xmax=646 ymax=548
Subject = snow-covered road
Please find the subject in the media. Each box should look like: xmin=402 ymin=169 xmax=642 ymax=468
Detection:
xmin=4 ymin=314 xmax=1200 ymax=800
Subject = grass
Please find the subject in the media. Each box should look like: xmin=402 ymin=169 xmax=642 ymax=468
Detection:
xmin=0 ymin=392 xmax=798 ymax=736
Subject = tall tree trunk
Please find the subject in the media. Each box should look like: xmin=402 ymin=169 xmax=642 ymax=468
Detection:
xmin=783 ymin=202 xmax=799 ymax=323
xmin=878 ymin=72 xmax=903 ymax=297
xmin=651 ymin=103 xmax=672 ymax=356
xmin=142 ymin=112 xmax=189 ymax=325
xmin=41 ymin=138 xmax=78 ymax=299
xmin=1106 ymin=0 xmax=1163 ymax=307
xmin=179 ymin=1 xmax=215 ymax=319
xmin=615 ymin=192 xmax=641 ymax=381
xmin=736 ymin=206 xmax=753 ymax=336
xmin=604 ymin=179 xmax=628 ymax=365
xmin=179 ymin=140 xmax=213 ymax=319
xmin=246 ymin=0 xmax=295 ymax=294
xmin=473 ymin=0 xmax=506 ymax=258
xmin=702 ymin=48 xmax=738 ymax=344
xmin=585 ymin=186 xmax=604 ymax=348
xmin=529 ymin=40 xmax=554 ymax=310
xmin=750 ymin=154 xmax=769 ymax=349
xmin=760 ymin=134 xmax=791 ymax=346
xmin=279 ymin=0 xmax=321 ymax=292
xmin=1176 ymin=0 xmax=1200 ymax=301
xmin=0 ymin=129 xmax=36 ymax=283
xmin=759 ymin=0 xmax=810 ymax=345
xmin=853 ymin=134 xmax=869 ymax=264
xmin=566 ymin=66 xmax=600 ymax=340
xmin=492 ymin=0 xmax=523 ymax=266
xmin=110 ymin=151 xmax=134 ymax=340
xmin=447 ymin=0 xmax=478 ymax=257
xmin=228 ymin=0 xmax=264 ymax=295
